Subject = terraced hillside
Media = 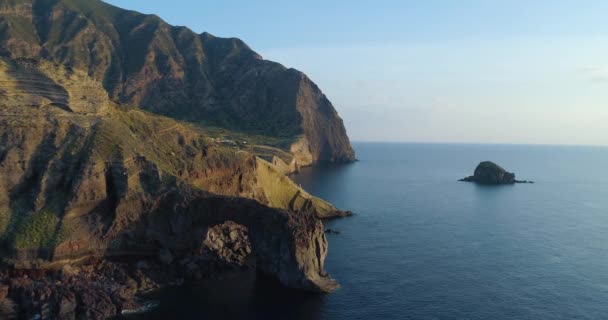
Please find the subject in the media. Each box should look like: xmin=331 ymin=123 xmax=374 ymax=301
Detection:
xmin=0 ymin=0 xmax=356 ymax=166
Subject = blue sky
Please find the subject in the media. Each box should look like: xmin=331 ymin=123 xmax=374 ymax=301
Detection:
xmin=106 ymin=0 xmax=608 ymax=145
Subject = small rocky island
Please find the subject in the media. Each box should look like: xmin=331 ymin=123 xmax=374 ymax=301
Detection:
xmin=460 ymin=161 xmax=533 ymax=185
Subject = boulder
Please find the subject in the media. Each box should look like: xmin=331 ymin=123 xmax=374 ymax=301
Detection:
xmin=203 ymin=221 xmax=252 ymax=266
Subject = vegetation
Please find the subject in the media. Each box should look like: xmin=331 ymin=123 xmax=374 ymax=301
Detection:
xmin=60 ymin=0 xmax=122 ymax=19
xmin=255 ymin=159 xmax=336 ymax=216
xmin=12 ymin=210 xmax=61 ymax=250
xmin=201 ymin=126 xmax=296 ymax=163
xmin=201 ymin=126 xmax=297 ymax=150
xmin=88 ymin=106 xmax=295 ymax=180
xmin=198 ymin=110 xmax=303 ymax=143
xmin=3 ymin=16 xmax=38 ymax=43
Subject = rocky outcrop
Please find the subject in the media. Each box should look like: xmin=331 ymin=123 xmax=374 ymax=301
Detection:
xmin=4 ymin=260 xmax=187 ymax=319
xmin=0 ymin=58 xmax=341 ymax=301
xmin=176 ymin=195 xmax=338 ymax=292
xmin=203 ymin=221 xmax=252 ymax=266
xmin=1 ymin=205 xmax=337 ymax=319
xmin=460 ymin=161 xmax=533 ymax=184
xmin=2 ymin=216 xmax=332 ymax=320
xmin=5 ymin=262 xmax=151 ymax=319
xmin=0 ymin=0 xmax=356 ymax=164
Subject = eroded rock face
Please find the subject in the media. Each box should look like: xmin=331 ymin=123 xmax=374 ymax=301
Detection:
xmin=202 ymin=221 xmax=252 ymax=266
xmin=460 ymin=161 xmax=531 ymax=184
xmin=0 ymin=58 xmax=339 ymax=295
xmin=160 ymin=194 xmax=338 ymax=292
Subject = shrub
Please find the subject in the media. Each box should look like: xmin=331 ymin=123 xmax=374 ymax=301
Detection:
xmin=13 ymin=210 xmax=60 ymax=250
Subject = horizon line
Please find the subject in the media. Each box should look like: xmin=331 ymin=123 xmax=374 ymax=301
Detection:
xmin=351 ymin=140 xmax=608 ymax=148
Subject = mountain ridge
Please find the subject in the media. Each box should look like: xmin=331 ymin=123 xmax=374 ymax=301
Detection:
xmin=0 ymin=0 xmax=356 ymax=165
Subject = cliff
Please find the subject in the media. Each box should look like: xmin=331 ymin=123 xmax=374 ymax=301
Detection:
xmin=0 ymin=0 xmax=356 ymax=165
xmin=0 ymin=58 xmax=341 ymax=297
xmin=0 ymin=2 xmax=357 ymax=316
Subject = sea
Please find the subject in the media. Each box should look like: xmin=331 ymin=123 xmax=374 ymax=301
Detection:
xmin=125 ymin=142 xmax=608 ymax=320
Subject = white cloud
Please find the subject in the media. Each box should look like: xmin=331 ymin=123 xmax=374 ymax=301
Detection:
xmin=579 ymin=66 xmax=608 ymax=83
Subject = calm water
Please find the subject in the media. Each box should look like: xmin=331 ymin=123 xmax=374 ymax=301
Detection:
xmin=130 ymin=143 xmax=608 ymax=319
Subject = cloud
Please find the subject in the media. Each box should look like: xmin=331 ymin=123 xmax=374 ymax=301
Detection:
xmin=580 ymin=66 xmax=608 ymax=83
xmin=589 ymin=75 xmax=608 ymax=83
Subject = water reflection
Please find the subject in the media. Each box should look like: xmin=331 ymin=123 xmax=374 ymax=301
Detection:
xmin=292 ymin=163 xmax=357 ymax=210
xmin=123 ymin=271 xmax=325 ymax=320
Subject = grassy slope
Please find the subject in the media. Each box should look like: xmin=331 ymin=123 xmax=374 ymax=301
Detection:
xmin=256 ymin=159 xmax=338 ymax=218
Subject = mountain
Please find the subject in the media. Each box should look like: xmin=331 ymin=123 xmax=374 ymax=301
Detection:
xmin=0 ymin=0 xmax=356 ymax=315
xmin=0 ymin=57 xmax=341 ymax=289
xmin=0 ymin=0 xmax=356 ymax=166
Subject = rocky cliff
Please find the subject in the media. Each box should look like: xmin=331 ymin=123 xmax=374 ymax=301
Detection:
xmin=0 ymin=57 xmax=342 ymax=301
xmin=0 ymin=2 xmax=357 ymax=316
xmin=0 ymin=0 xmax=356 ymax=165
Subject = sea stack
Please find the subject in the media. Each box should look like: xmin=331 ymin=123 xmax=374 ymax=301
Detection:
xmin=460 ymin=161 xmax=532 ymax=184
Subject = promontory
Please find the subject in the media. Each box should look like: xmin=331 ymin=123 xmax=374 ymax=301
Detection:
xmin=0 ymin=0 xmax=355 ymax=318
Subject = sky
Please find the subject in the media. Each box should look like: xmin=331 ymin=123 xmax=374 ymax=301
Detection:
xmin=105 ymin=0 xmax=608 ymax=145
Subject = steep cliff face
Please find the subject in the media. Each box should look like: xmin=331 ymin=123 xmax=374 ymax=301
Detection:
xmin=0 ymin=0 xmax=356 ymax=164
xmin=0 ymin=58 xmax=341 ymax=292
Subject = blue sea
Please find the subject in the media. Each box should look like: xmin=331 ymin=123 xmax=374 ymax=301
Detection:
xmin=129 ymin=143 xmax=608 ymax=319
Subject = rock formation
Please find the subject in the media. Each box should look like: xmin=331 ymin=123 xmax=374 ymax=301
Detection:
xmin=202 ymin=221 xmax=252 ymax=266
xmin=460 ymin=161 xmax=532 ymax=184
xmin=0 ymin=1 xmax=357 ymax=316
xmin=0 ymin=56 xmax=344 ymax=318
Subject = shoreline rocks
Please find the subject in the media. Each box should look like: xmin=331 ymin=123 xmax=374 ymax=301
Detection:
xmin=3 ymin=261 xmax=160 ymax=320
xmin=1 ymin=252 xmax=262 ymax=319
xmin=0 ymin=194 xmax=341 ymax=318
xmin=460 ymin=161 xmax=533 ymax=185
